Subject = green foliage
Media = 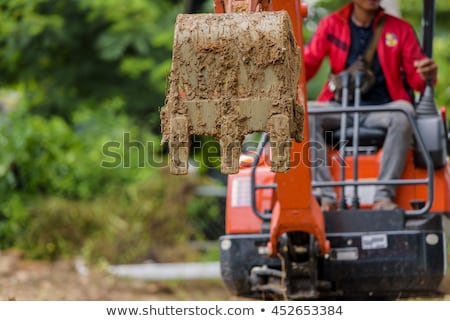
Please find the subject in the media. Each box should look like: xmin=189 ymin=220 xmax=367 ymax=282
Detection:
xmin=0 ymin=101 xmax=159 ymax=249
xmin=16 ymin=171 xmax=219 ymax=263
xmin=0 ymin=101 xmax=222 ymax=262
xmin=1 ymin=106 xmax=78 ymax=197
xmin=187 ymin=195 xmax=221 ymax=239
xmin=0 ymin=193 xmax=29 ymax=246
xmin=434 ymin=36 xmax=450 ymax=107
xmin=0 ymin=0 xmax=182 ymax=127
xmin=200 ymin=0 xmax=215 ymax=12
xmin=399 ymin=0 xmax=450 ymax=109
xmin=304 ymin=1 xmax=345 ymax=99
xmin=0 ymin=103 xmax=155 ymax=201
xmin=314 ymin=0 xmax=347 ymax=13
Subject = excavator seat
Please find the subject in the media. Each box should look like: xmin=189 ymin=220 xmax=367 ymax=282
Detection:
xmin=326 ymin=126 xmax=386 ymax=148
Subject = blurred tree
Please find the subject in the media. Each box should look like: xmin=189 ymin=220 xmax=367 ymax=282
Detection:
xmin=0 ymin=0 xmax=183 ymax=129
xmin=400 ymin=0 xmax=450 ymax=107
xmin=184 ymin=0 xmax=208 ymax=13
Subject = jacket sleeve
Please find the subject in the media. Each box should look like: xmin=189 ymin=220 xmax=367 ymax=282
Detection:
xmin=304 ymin=18 xmax=331 ymax=81
xmin=401 ymin=23 xmax=429 ymax=92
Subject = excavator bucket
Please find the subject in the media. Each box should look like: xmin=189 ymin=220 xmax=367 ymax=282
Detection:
xmin=161 ymin=11 xmax=303 ymax=174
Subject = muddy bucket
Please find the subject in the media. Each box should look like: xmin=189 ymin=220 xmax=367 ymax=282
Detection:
xmin=161 ymin=11 xmax=303 ymax=174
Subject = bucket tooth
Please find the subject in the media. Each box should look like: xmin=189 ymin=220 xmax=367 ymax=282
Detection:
xmin=269 ymin=114 xmax=291 ymax=173
xmin=169 ymin=116 xmax=190 ymax=175
xmin=219 ymin=117 xmax=243 ymax=174
xmin=219 ymin=137 xmax=241 ymax=174
xmin=161 ymin=11 xmax=304 ymax=174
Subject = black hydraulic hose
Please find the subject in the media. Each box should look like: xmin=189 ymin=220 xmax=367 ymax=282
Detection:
xmin=250 ymin=133 xmax=275 ymax=221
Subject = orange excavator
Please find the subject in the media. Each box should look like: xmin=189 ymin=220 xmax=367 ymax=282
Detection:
xmin=161 ymin=0 xmax=449 ymax=299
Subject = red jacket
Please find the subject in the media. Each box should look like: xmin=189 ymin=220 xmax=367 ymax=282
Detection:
xmin=304 ymin=3 xmax=427 ymax=102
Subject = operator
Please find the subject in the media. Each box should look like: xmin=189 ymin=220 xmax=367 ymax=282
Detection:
xmin=304 ymin=0 xmax=437 ymax=211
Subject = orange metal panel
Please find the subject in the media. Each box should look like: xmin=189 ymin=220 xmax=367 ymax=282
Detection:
xmin=214 ymin=0 xmax=225 ymax=13
xmin=268 ymin=1 xmax=329 ymax=256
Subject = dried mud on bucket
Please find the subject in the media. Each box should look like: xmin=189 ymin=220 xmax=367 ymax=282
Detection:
xmin=161 ymin=11 xmax=304 ymax=174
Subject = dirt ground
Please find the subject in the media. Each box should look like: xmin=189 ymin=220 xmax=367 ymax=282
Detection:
xmin=0 ymin=251 xmax=232 ymax=301
xmin=1 ymin=250 xmax=449 ymax=301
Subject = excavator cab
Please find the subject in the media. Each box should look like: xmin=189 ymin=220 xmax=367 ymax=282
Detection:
xmin=161 ymin=0 xmax=449 ymax=299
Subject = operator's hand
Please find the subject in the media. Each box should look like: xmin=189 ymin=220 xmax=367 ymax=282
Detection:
xmin=414 ymin=57 xmax=437 ymax=83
